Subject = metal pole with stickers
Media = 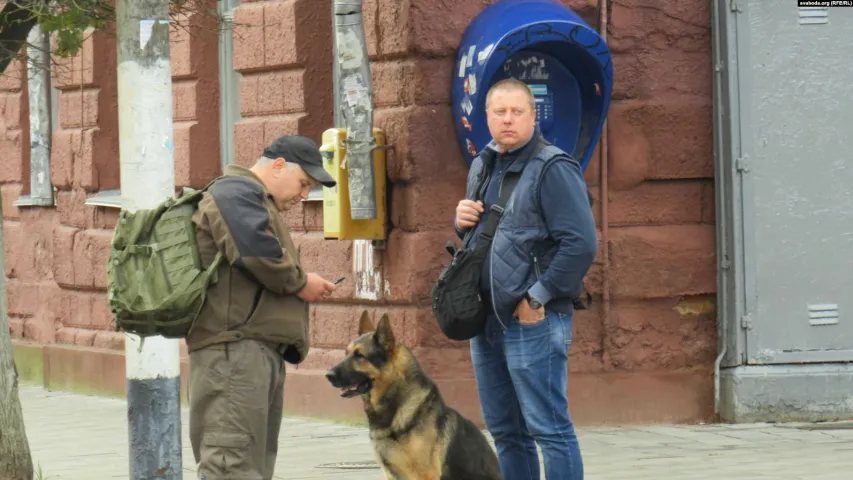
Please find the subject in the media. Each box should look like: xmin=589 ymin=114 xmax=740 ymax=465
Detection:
xmin=322 ymin=1 xmax=388 ymax=244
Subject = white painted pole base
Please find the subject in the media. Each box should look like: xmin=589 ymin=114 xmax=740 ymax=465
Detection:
xmin=125 ymin=334 xmax=181 ymax=381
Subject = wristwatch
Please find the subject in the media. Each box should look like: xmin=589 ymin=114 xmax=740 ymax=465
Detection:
xmin=524 ymin=292 xmax=543 ymax=310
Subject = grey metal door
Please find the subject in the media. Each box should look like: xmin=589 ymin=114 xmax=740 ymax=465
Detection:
xmin=735 ymin=2 xmax=853 ymax=364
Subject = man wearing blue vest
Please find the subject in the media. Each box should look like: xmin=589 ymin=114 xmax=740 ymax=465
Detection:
xmin=454 ymin=78 xmax=598 ymax=480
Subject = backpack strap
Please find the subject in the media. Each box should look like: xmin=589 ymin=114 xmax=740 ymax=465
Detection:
xmin=175 ymin=175 xmax=225 ymax=205
xmin=202 ymin=175 xmax=225 ymax=191
xmin=205 ymin=250 xmax=224 ymax=284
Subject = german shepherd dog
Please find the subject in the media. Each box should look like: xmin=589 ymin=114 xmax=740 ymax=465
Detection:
xmin=325 ymin=311 xmax=503 ymax=480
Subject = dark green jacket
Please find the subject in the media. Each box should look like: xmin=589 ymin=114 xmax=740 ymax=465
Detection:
xmin=187 ymin=165 xmax=309 ymax=364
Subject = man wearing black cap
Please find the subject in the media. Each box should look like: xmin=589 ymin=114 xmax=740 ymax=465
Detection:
xmin=187 ymin=134 xmax=339 ymax=479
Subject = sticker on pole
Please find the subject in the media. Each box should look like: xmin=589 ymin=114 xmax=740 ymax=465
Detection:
xmin=342 ymin=74 xmax=370 ymax=109
xmin=139 ymin=19 xmax=168 ymax=50
xmin=336 ymin=30 xmax=365 ymax=70
xmin=139 ymin=20 xmax=154 ymax=49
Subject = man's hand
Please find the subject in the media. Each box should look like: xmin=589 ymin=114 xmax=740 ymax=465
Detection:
xmin=514 ymin=298 xmax=545 ymax=325
xmin=297 ymin=273 xmax=336 ymax=302
xmin=455 ymin=199 xmax=484 ymax=229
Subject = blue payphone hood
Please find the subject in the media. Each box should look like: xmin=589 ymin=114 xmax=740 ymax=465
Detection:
xmin=451 ymin=0 xmax=613 ymax=172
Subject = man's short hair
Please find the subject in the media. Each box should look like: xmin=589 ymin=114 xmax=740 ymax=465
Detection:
xmin=485 ymin=78 xmax=536 ymax=111
xmin=254 ymin=156 xmax=299 ymax=172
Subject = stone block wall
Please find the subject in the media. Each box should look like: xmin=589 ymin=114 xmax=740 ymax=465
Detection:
xmin=5 ymin=0 xmax=717 ymax=425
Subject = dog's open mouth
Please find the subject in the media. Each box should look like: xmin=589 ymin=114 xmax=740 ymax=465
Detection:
xmin=340 ymin=379 xmax=372 ymax=398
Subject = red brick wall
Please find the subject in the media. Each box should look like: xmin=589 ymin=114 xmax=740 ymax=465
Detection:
xmin=5 ymin=0 xmax=717 ymax=425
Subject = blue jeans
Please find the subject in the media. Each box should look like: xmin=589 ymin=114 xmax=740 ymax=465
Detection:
xmin=470 ymin=309 xmax=583 ymax=480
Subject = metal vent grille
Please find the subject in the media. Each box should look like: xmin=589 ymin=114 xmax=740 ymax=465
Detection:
xmin=808 ymin=304 xmax=839 ymax=326
xmin=798 ymin=7 xmax=829 ymax=25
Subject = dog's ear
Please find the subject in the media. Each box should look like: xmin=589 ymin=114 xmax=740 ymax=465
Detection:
xmin=358 ymin=310 xmax=374 ymax=335
xmin=375 ymin=313 xmax=395 ymax=351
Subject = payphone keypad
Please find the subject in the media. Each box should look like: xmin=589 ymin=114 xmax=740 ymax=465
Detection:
xmin=529 ymin=84 xmax=554 ymax=133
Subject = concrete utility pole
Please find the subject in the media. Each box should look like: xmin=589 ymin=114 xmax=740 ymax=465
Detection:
xmin=333 ymin=0 xmax=377 ymax=220
xmin=115 ymin=1 xmax=182 ymax=478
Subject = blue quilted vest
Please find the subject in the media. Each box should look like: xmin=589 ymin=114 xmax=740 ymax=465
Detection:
xmin=460 ymin=134 xmax=583 ymax=332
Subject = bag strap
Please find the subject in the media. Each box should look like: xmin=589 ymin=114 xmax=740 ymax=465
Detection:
xmin=479 ymin=173 xmax=521 ymax=241
xmin=473 ymin=137 xmax=549 ymax=245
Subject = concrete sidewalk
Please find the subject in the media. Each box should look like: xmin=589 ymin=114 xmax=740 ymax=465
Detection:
xmin=19 ymin=385 xmax=853 ymax=479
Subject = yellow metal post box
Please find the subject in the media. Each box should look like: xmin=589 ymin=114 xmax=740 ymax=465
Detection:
xmin=319 ymin=127 xmax=387 ymax=240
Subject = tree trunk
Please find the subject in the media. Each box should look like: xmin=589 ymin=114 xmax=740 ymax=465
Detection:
xmin=0 ymin=192 xmax=34 ymax=479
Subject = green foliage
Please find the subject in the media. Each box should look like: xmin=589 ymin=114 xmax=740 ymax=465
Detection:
xmin=5 ymin=0 xmax=219 ymax=60
xmin=0 ymin=0 xmax=222 ymax=76
xmin=29 ymin=0 xmax=116 ymax=58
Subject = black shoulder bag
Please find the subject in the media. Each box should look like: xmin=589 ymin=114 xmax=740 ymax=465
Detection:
xmin=430 ymin=170 xmax=521 ymax=341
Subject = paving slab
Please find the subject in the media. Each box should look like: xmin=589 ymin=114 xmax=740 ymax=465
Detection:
xmin=17 ymin=386 xmax=850 ymax=479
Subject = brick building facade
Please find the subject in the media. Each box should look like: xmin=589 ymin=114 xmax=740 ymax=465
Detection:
xmin=5 ymin=0 xmax=716 ymax=425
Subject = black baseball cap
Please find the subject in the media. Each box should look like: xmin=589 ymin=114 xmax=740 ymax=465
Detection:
xmin=262 ymin=135 xmax=336 ymax=188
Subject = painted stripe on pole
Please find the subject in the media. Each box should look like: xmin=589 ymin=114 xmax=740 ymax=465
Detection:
xmin=124 ymin=334 xmax=182 ymax=380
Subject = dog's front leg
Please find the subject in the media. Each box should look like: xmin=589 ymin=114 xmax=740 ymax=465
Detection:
xmin=372 ymin=451 xmax=397 ymax=480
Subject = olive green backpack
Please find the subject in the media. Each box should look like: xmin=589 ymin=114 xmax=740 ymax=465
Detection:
xmin=106 ymin=178 xmax=223 ymax=339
